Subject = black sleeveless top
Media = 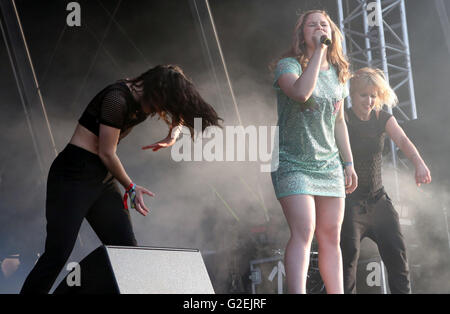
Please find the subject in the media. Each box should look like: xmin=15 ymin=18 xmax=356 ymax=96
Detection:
xmin=78 ymin=81 xmax=149 ymax=139
xmin=345 ymin=107 xmax=393 ymax=200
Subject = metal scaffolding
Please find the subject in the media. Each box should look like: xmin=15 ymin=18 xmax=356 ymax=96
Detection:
xmin=337 ymin=0 xmax=418 ymax=124
xmin=337 ymin=0 xmax=419 ymax=175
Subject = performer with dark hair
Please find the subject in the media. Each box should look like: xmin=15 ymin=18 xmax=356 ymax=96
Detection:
xmin=271 ymin=10 xmax=357 ymax=294
xmin=341 ymin=67 xmax=432 ymax=294
xmin=20 ymin=64 xmax=222 ymax=294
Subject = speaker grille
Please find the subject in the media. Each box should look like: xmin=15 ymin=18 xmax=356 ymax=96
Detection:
xmin=105 ymin=246 xmax=214 ymax=294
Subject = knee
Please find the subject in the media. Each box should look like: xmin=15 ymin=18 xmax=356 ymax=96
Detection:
xmin=290 ymin=224 xmax=315 ymax=244
xmin=315 ymin=224 xmax=342 ymax=247
xmin=341 ymin=240 xmax=360 ymax=265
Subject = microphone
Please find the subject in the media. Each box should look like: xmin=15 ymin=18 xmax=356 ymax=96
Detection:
xmin=320 ymin=35 xmax=332 ymax=46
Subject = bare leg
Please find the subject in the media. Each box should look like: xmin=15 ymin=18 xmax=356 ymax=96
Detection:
xmin=315 ymin=196 xmax=345 ymax=294
xmin=279 ymin=194 xmax=316 ymax=294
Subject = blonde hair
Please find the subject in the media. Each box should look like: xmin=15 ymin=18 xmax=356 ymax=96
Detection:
xmin=350 ymin=67 xmax=398 ymax=111
xmin=274 ymin=10 xmax=351 ymax=84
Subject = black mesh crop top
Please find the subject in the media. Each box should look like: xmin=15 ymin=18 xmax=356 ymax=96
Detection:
xmin=78 ymin=80 xmax=149 ymax=138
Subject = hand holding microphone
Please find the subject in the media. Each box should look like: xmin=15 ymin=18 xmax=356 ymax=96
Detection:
xmin=320 ymin=35 xmax=332 ymax=46
xmin=313 ymin=30 xmax=332 ymax=49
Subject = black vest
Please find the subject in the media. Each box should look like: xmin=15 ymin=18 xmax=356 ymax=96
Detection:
xmin=345 ymin=107 xmax=392 ymax=199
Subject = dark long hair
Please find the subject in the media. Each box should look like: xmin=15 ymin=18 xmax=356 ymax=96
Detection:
xmin=127 ymin=65 xmax=222 ymax=138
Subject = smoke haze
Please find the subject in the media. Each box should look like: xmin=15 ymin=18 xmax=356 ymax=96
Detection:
xmin=0 ymin=0 xmax=449 ymax=293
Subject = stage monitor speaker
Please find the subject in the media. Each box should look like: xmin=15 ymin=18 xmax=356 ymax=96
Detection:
xmin=53 ymin=245 xmax=215 ymax=294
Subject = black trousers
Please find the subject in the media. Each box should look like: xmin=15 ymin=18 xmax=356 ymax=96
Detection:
xmin=20 ymin=144 xmax=137 ymax=294
xmin=340 ymin=189 xmax=411 ymax=294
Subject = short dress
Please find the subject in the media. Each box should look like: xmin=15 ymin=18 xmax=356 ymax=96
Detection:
xmin=271 ymin=57 xmax=349 ymax=199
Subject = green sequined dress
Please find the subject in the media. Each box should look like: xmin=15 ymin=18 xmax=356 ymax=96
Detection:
xmin=271 ymin=57 xmax=349 ymax=199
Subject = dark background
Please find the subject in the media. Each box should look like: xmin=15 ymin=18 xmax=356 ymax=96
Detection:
xmin=1 ymin=0 xmax=449 ymax=294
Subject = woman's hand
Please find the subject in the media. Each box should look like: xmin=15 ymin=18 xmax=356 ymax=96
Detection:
xmin=313 ymin=29 xmax=329 ymax=50
xmin=142 ymin=124 xmax=182 ymax=152
xmin=333 ymin=99 xmax=344 ymax=115
xmin=344 ymin=165 xmax=358 ymax=194
xmin=142 ymin=136 xmax=176 ymax=152
xmin=415 ymin=162 xmax=432 ymax=187
xmin=132 ymin=185 xmax=155 ymax=216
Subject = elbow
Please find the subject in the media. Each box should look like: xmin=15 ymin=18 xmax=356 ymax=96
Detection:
xmin=289 ymin=87 xmax=311 ymax=103
xmin=294 ymin=93 xmax=309 ymax=104
xmin=295 ymin=89 xmax=313 ymax=103
xmin=395 ymin=135 xmax=409 ymax=152
xmin=282 ymin=84 xmax=310 ymax=103
xmin=98 ymin=150 xmax=115 ymax=162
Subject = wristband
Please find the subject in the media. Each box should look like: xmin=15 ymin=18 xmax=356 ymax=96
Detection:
xmin=343 ymin=162 xmax=353 ymax=167
xmin=123 ymin=183 xmax=136 ymax=210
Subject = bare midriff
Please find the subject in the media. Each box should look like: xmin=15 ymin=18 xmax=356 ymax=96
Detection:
xmin=69 ymin=123 xmax=100 ymax=155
